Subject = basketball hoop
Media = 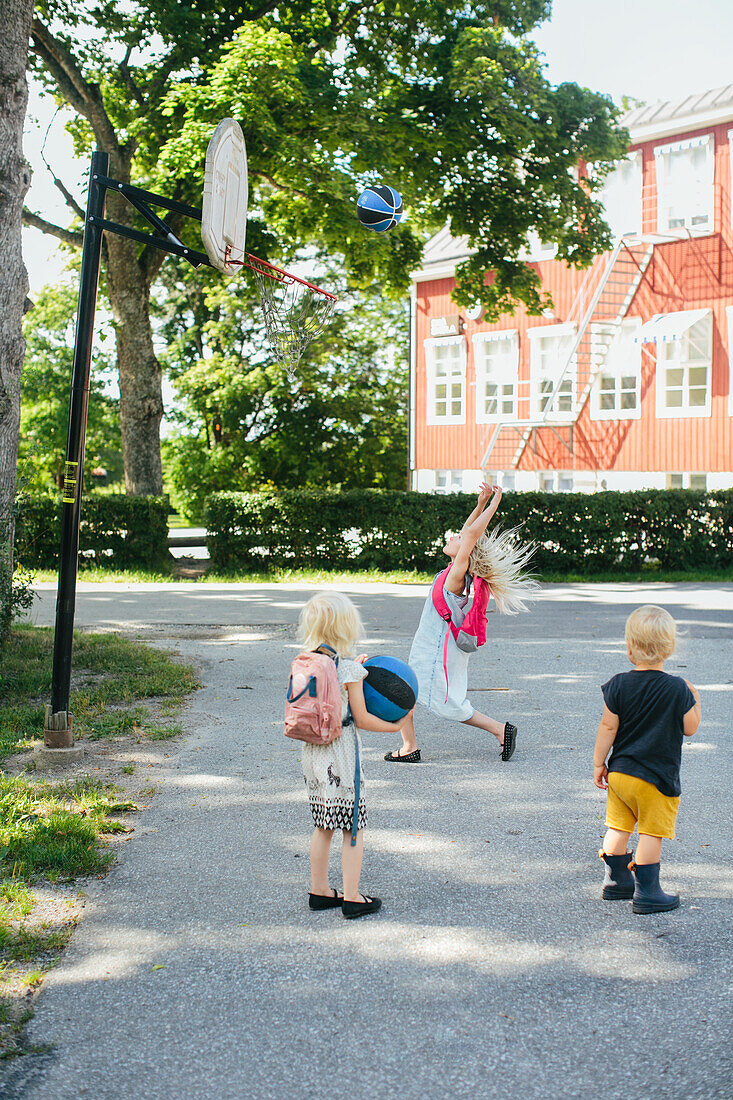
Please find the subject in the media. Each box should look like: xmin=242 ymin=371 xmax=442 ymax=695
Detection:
xmin=200 ymin=119 xmax=337 ymax=379
xmin=231 ymin=252 xmax=338 ymax=380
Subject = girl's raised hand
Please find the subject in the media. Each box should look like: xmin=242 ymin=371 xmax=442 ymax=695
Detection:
xmin=478 ymin=481 xmax=492 ymax=505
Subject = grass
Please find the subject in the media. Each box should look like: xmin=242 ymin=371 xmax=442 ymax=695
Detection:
xmin=31 ymin=563 xmax=733 ymax=585
xmin=0 ymin=623 xmax=200 ymax=763
xmin=0 ymin=624 xmax=200 ymax=1057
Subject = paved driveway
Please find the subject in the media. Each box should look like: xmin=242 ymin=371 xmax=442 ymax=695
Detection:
xmin=4 ymin=581 xmax=732 ymax=1099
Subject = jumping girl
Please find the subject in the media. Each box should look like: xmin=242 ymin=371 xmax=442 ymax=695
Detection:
xmin=384 ymin=484 xmax=537 ymax=764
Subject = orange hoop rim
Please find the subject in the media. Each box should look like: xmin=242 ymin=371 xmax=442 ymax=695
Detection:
xmin=223 ymin=248 xmax=338 ymax=302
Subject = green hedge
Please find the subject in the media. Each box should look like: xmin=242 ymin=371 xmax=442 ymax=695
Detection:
xmin=206 ymin=488 xmax=733 ymax=574
xmin=15 ymin=495 xmax=170 ymax=569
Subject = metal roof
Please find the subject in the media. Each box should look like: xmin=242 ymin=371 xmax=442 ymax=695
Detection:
xmin=623 ymin=84 xmax=733 ymax=139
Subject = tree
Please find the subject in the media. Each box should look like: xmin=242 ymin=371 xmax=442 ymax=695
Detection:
xmin=0 ymin=0 xmax=35 ymax=641
xmin=25 ymin=0 xmax=627 ymax=496
xmin=158 ymin=265 xmax=408 ymax=521
xmin=20 ymin=279 xmax=123 ymax=493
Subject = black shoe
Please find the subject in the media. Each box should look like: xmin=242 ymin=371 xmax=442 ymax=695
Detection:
xmin=600 ymin=850 xmax=635 ymax=900
xmin=309 ymin=888 xmax=343 ymax=910
xmin=631 ymin=862 xmax=680 ymax=914
xmin=342 ymin=894 xmax=382 ymax=919
xmin=501 ymin=723 xmax=517 ymax=761
xmin=384 ymin=748 xmax=421 ymax=763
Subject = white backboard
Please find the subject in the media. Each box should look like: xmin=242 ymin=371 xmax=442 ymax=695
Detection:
xmin=201 ymin=118 xmax=248 ymax=273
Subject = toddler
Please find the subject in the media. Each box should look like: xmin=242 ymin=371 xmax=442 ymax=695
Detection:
xmin=594 ymin=605 xmax=701 ymax=913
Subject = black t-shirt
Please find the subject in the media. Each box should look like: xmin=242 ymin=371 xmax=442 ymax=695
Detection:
xmin=602 ymin=670 xmax=697 ymax=797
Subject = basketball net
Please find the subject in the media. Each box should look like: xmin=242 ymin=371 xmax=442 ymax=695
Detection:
xmin=230 ymin=252 xmax=338 ymax=380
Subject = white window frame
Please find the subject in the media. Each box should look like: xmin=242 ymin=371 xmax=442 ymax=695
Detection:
xmin=473 ymin=330 xmax=519 ymax=424
xmin=654 ymin=133 xmax=715 ymax=235
xmin=434 ymin=469 xmax=464 ymax=494
xmin=425 ymin=335 xmax=467 ymax=426
xmin=666 ymin=473 xmax=708 ymax=490
xmin=654 ymin=311 xmax=713 ymax=419
xmin=598 ymin=151 xmax=643 ymax=241
xmin=528 ymin=323 xmax=577 ymax=421
xmin=589 ymin=318 xmax=642 ymax=421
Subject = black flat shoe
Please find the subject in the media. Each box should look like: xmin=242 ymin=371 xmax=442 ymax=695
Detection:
xmin=501 ymin=723 xmax=517 ymax=761
xmin=384 ymin=748 xmax=421 ymax=763
xmin=309 ymin=888 xmax=343 ymax=910
xmin=342 ymin=894 xmax=382 ymax=919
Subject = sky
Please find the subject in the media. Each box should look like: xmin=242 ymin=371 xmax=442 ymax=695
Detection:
xmin=22 ymin=0 xmax=733 ymax=293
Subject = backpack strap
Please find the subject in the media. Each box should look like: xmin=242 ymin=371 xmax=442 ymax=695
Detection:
xmin=316 ymin=643 xmax=360 ymax=842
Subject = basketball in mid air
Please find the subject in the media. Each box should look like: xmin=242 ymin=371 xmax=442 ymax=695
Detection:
xmin=356 ymin=185 xmax=404 ymax=232
xmin=362 ymin=655 xmax=418 ymax=722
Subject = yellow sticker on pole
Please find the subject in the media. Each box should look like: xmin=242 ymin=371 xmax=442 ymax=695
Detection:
xmin=62 ymin=461 xmax=79 ymax=504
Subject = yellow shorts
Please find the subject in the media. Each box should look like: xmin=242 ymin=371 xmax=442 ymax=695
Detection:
xmin=606 ymin=772 xmax=680 ymax=840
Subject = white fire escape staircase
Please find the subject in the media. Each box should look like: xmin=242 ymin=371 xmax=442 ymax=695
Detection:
xmin=481 ymin=240 xmax=654 ymax=471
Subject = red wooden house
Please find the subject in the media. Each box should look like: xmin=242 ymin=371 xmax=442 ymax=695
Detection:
xmin=409 ymin=85 xmax=733 ymax=493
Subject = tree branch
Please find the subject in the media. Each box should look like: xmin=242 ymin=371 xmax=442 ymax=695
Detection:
xmin=254 ymin=171 xmax=309 ymax=200
xmin=49 ymin=173 xmax=85 ymax=220
xmin=22 ymin=208 xmax=84 ymax=247
xmin=119 ymin=46 xmax=146 ymax=107
xmin=30 ymin=18 xmax=119 ymax=152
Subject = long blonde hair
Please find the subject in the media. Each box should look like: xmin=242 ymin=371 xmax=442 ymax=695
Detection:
xmin=298 ymin=591 xmax=363 ymax=657
xmin=468 ymin=526 xmax=539 ymax=614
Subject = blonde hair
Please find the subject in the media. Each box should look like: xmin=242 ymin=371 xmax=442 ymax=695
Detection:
xmin=468 ymin=526 xmax=539 ymax=615
xmin=298 ymin=591 xmax=363 ymax=657
xmin=625 ymin=604 xmax=677 ymax=664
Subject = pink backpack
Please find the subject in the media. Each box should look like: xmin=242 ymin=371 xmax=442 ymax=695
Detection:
xmin=431 ymin=566 xmax=491 ymax=701
xmin=284 ymin=645 xmax=343 ymax=744
xmin=431 ymin=565 xmax=491 ymax=652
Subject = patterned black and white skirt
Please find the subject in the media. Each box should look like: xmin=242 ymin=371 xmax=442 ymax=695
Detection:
xmin=301 ymin=722 xmax=367 ymax=832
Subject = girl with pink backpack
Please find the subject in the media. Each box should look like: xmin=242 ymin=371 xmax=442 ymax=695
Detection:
xmin=293 ymin=592 xmax=408 ymax=918
xmin=384 ymin=484 xmax=537 ymax=764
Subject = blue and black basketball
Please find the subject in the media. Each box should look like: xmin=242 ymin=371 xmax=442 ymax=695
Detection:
xmin=362 ymin=655 xmax=418 ymax=722
xmin=357 ymin=185 xmax=404 ymax=233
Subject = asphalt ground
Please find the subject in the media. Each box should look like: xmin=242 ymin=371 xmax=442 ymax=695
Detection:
xmin=3 ymin=581 xmax=732 ymax=1100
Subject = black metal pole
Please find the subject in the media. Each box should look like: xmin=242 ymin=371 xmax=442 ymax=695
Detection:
xmin=48 ymin=151 xmax=108 ymax=728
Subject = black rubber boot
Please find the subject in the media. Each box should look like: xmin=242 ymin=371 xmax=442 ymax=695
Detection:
xmin=631 ymin=862 xmax=680 ymax=914
xmin=600 ymin=849 xmax=635 ymax=900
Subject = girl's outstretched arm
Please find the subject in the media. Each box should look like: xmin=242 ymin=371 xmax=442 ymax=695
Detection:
xmin=446 ymin=485 xmax=502 ymax=591
xmin=460 ymin=481 xmax=494 ymax=532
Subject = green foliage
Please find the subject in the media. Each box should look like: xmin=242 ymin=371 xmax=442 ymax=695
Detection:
xmin=158 ymin=270 xmax=408 ymax=522
xmin=206 ymin=489 xmax=733 ymax=574
xmin=0 ymin=624 xmax=200 ymax=762
xmin=34 ymin=0 xmax=627 ymax=320
xmin=14 ymin=495 xmax=169 ymax=570
xmin=20 ymin=280 xmax=123 ymax=494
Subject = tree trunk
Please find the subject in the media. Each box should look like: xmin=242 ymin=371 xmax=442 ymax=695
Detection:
xmin=0 ymin=0 xmax=34 ymax=631
xmin=104 ymin=176 xmax=164 ymax=495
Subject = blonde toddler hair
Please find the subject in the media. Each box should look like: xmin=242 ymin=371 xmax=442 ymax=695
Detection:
xmin=298 ymin=591 xmax=363 ymax=657
xmin=625 ymin=604 xmax=677 ymax=665
xmin=468 ymin=526 xmax=539 ymax=615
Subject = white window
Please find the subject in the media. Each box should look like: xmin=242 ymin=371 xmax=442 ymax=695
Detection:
xmin=655 ymin=312 xmax=712 ymax=418
xmin=435 ymin=469 xmax=463 ymax=494
xmin=473 ymin=331 xmax=519 ymax=423
xmin=655 ymin=134 xmax=714 ymax=233
xmin=666 ymin=473 xmax=707 ymax=490
xmin=528 ymin=323 xmax=577 ymax=420
xmin=598 ymin=152 xmax=643 ymax=240
xmin=539 ymin=472 xmax=574 ymax=492
xmin=590 ymin=319 xmax=642 ymax=420
xmin=425 ymin=336 xmax=466 ymax=425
